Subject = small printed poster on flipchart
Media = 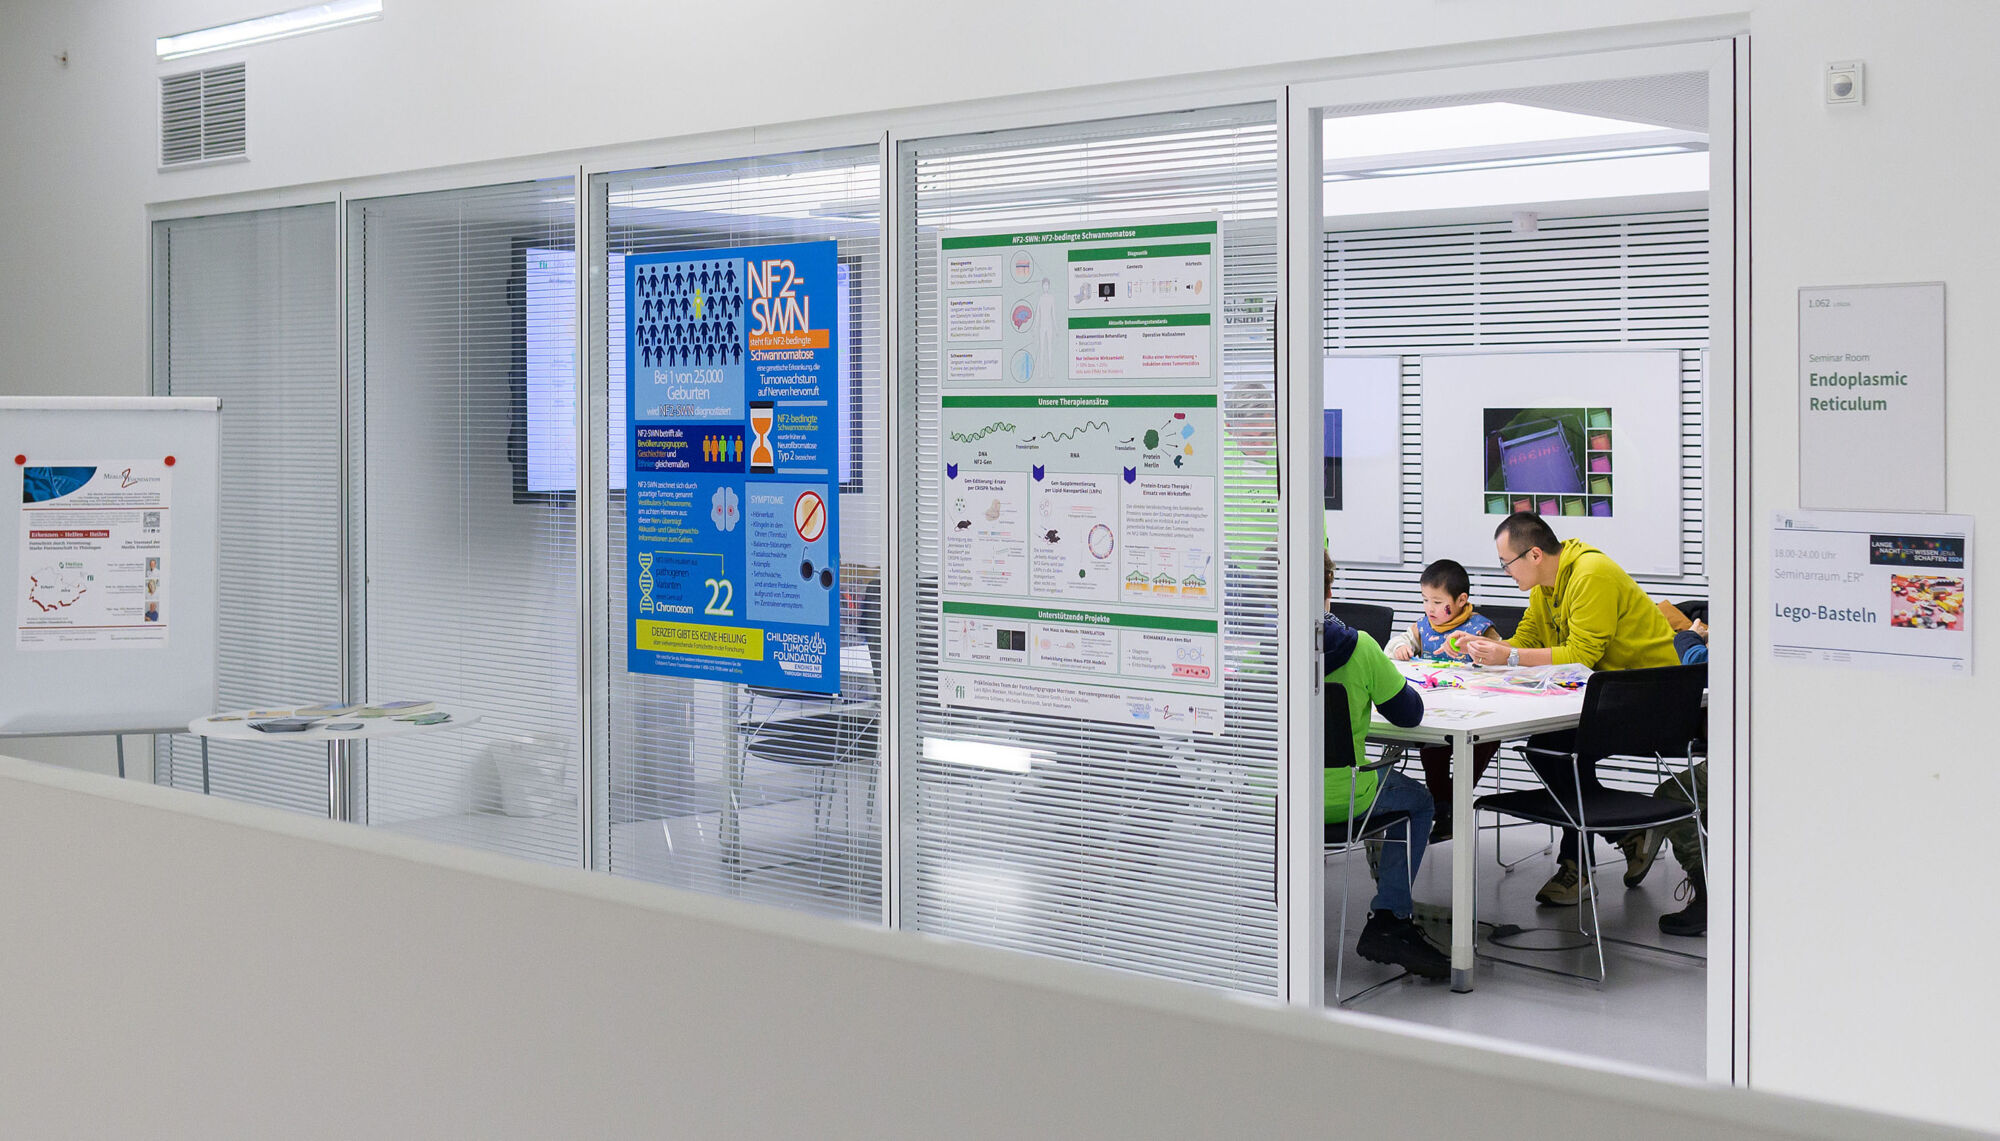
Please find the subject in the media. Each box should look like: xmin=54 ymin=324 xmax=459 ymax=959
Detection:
xmin=16 ymin=461 xmax=171 ymax=650
xmin=1771 ymin=509 xmax=1971 ymax=675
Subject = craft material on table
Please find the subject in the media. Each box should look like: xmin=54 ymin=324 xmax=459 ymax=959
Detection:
xmin=1400 ymin=661 xmax=1590 ymax=695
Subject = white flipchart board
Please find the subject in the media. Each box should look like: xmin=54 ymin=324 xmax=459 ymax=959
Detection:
xmin=0 ymin=397 xmax=220 ymax=734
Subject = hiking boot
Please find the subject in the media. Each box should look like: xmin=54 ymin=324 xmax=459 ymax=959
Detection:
xmin=1356 ymin=909 xmax=1450 ymax=980
xmin=1535 ymin=857 xmax=1584 ymax=907
xmin=1660 ymin=875 xmax=1707 ymax=937
xmin=1619 ymin=826 xmax=1666 ymax=888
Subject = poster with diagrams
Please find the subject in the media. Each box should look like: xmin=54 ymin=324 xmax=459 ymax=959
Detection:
xmin=624 ymin=240 xmax=842 ymax=693
xmin=935 ymin=217 xmax=1225 ymax=733
xmin=16 ymin=461 xmax=171 ymax=650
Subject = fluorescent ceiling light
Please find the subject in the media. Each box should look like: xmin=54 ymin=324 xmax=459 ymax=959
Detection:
xmin=922 ymin=736 xmax=1035 ymax=774
xmin=1324 ymin=150 xmax=1709 ymax=218
xmin=1372 ymin=144 xmax=1695 ymax=177
xmin=158 ymin=0 xmax=382 ymax=60
xmin=1322 ymin=102 xmax=1680 ymax=162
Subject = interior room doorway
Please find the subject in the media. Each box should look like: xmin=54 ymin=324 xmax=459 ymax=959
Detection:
xmin=1285 ymin=40 xmax=1741 ymax=1080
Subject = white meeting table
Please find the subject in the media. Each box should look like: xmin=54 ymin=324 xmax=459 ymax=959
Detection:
xmin=1367 ymin=664 xmax=1586 ymax=992
xmin=189 ymin=704 xmax=479 ymax=822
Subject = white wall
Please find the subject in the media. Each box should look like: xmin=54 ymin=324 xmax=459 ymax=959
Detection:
xmin=0 ymin=754 xmax=1969 ymax=1141
xmin=4 ymin=0 xmax=2000 ymax=1131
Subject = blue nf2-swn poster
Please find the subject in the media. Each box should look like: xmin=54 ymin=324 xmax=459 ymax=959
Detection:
xmin=626 ymin=240 xmax=841 ymax=692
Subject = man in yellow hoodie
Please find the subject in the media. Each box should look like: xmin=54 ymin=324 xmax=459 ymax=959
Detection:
xmin=1460 ymin=512 xmax=1679 ymax=906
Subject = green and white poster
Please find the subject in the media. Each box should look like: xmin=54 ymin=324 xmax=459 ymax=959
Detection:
xmin=935 ymin=217 xmax=1225 ymax=733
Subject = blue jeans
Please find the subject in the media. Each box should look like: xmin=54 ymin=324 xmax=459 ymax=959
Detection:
xmin=1365 ymin=768 xmax=1434 ymax=917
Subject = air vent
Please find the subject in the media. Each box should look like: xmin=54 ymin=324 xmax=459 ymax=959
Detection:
xmin=160 ymin=63 xmax=246 ymax=167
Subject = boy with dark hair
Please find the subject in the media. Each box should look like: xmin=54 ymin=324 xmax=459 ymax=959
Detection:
xmin=1384 ymin=558 xmax=1499 ymax=842
xmin=1322 ymin=551 xmax=1450 ymax=980
xmin=1386 ymin=558 xmax=1495 ymax=663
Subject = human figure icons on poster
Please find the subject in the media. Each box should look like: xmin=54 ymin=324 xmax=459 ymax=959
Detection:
xmin=634 ymin=257 xmax=747 ymax=376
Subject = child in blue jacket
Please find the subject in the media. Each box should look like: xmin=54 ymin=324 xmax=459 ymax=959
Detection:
xmin=1385 ymin=559 xmax=1495 ymax=662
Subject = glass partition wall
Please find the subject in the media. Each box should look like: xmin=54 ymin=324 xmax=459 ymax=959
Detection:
xmin=153 ymin=205 xmax=343 ymax=814
xmin=896 ymin=105 xmax=1287 ymax=992
xmin=589 ymin=148 xmax=887 ymax=920
xmin=345 ymin=179 xmax=584 ymax=865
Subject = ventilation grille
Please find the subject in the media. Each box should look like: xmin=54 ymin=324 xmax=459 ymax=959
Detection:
xmin=161 ymin=63 xmax=247 ymax=167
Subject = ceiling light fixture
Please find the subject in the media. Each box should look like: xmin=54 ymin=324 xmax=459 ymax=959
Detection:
xmin=157 ymin=0 xmax=382 ymax=61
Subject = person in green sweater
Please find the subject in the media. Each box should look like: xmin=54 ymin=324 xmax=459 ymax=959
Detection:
xmin=1459 ymin=512 xmax=1681 ymax=908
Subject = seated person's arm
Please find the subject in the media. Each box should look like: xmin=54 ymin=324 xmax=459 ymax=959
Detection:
xmin=1363 ymin=641 xmax=1423 ymax=727
xmin=1384 ymin=624 xmax=1420 ymax=661
xmin=1376 ymin=681 xmax=1423 ymax=727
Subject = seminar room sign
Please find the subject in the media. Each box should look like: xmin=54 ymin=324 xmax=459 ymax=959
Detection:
xmin=1798 ymin=282 xmax=1945 ymax=512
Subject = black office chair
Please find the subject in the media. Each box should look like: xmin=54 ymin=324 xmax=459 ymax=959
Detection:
xmin=1473 ymin=663 xmax=1707 ymax=984
xmin=1479 ymin=604 xmax=1526 ymax=640
xmin=1324 ymin=681 xmax=1417 ymax=1005
xmin=1326 ymin=602 xmax=1395 ymax=646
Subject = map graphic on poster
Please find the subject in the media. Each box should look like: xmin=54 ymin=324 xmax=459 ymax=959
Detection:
xmin=936 ymin=217 xmax=1225 ymax=732
xmin=16 ymin=461 xmax=171 ymax=650
xmin=626 ymin=241 xmax=841 ymax=692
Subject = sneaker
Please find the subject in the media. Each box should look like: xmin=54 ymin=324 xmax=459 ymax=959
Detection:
xmin=1427 ymin=817 xmax=1452 ymax=845
xmin=1660 ymin=877 xmax=1707 ymax=937
xmin=1356 ymin=909 xmax=1450 ymax=980
xmin=1534 ymin=857 xmax=1583 ymax=906
xmin=1619 ymin=827 xmax=1666 ymax=888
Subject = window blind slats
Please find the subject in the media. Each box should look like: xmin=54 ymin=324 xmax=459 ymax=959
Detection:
xmin=901 ymin=107 xmax=1283 ymax=995
xmin=592 ymin=149 xmax=885 ymax=922
xmin=348 ymin=180 xmax=583 ymax=866
xmin=154 ymin=206 xmax=341 ymax=815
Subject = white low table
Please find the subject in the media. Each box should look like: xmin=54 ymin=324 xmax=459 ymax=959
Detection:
xmin=188 ymin=704 xmax=479 ymax=821
xmin=1368 ymin=664 xmax=1586 ymax=992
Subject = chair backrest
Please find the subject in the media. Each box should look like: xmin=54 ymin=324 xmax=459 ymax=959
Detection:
xmin=1323 ymin=680 xmax=1356 ymax=769
xmin=1480 ymin=603 xmax=1526 ymax=640
xmin=1326 ymin=602 xmax=1395 ymax=646
xmin=1573 ymin=663 xmax=1708 ymax=771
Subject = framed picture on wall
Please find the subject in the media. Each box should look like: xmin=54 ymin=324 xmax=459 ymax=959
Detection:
xmin=1324 ymin=355 xmax=1402 ymax=566
xmin=1421 ymin=350 xmax=1684 ymax=576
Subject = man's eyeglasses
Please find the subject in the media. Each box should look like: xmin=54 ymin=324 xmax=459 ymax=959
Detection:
xmin=1498 ymin=547 xmax=1536 ymax=572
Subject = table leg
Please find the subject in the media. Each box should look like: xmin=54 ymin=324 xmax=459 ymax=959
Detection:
xmin=326 ymin=740 xmax=351 ymax=822
xmin=1450 ymin=731 xmax=1475 ymax=992
xmin=200 ymin=736 xmax=210 ymax=796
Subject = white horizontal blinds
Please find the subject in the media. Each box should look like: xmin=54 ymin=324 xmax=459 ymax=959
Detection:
xmin=153 ymin=207 xmax=340 ymax=815
xmin=347 ymin=179 xmax=581 ymax=865
xmin=900 ymin=107 xmax=1283 ymax=994
xmin=1321 ymin=210 xmax=1710 ymax=626
xmin=592 ymin=148 xmax=885 ymax=921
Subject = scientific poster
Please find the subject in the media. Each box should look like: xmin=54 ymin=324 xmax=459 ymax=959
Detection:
xmin=625 ymin=240 xmax=841 ymax=692
xmin=935 ymin=217 xmax=1225 ymax=732
xmin=1771 ymin=509 xmax=1972 ymax=675
xmin=16 ymin=461 xmax=171 ymax=650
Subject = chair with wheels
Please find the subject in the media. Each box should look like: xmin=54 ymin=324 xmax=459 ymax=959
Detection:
xmin=1326 ymin=602 xmax=1396 ymax=646
xmin=1324 ymin=681 xmax=1417 ymax=1005
xmin=1472 ymin=662 xmax=1708 ymax=984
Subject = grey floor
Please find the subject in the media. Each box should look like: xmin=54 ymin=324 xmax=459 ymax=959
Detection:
xmin=1325 ymin=820 xmax=1707 ymax=1076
